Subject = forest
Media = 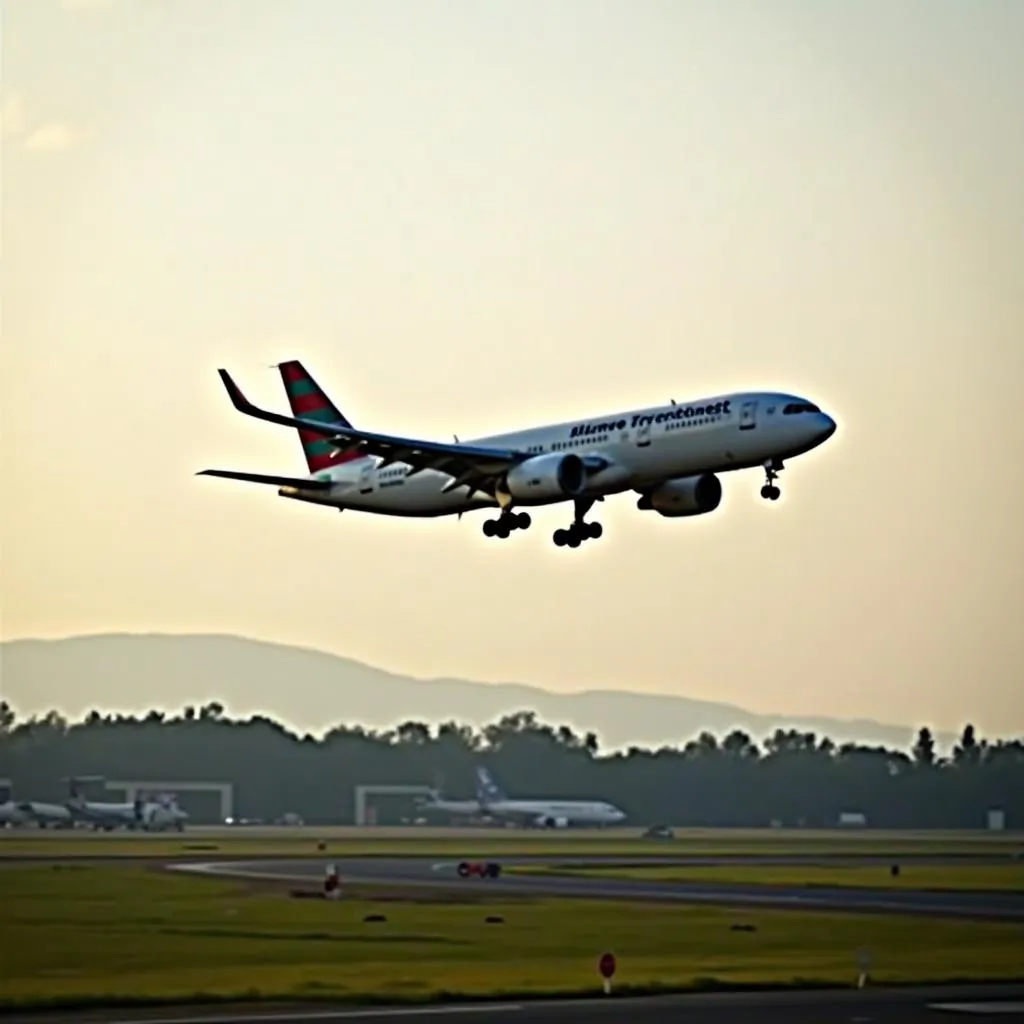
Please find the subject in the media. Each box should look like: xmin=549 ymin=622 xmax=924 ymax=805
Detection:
xmin=0 ymin=701 xmax=1021 ymax=828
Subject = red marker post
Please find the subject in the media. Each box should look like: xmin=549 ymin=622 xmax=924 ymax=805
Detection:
xmin=324 ymin=863 xmax=340 ymax=900
xmin=598 ymin=952 xmax=616 ymax=995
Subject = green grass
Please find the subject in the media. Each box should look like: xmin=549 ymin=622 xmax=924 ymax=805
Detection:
xmin=509 ymin=863 xmax=1024 ymax=892
xmin=1 ymin=826 xmax=1021 ymax=861
xmin=1 ymin=864 xmax=1022 ymax=1009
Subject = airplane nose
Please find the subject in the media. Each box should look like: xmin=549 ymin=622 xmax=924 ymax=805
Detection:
xmin=819 ymin=414 xmax=837 ymax=441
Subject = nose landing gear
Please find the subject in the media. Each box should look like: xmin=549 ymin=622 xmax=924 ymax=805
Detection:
xmin=482 ymin=511 xmax=531 ymax=539
xmin=760 ymin=459 xmax=782 ymax=501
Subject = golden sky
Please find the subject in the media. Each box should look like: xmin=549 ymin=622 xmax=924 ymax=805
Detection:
xmin=2 ymin=0 xmax=1022 ymax=735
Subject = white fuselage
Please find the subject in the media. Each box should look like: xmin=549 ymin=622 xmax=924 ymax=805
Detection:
xmin=0 ymin=801 xmax=26 ymax=826
xmin=418 ymin=797 xmax=485 ymax=819
xmin=69 ymin=799 xmax=187 ymax=831
xmin=484 ymin=799 xmax=627 ymax=827
xmin=277 ymin=391 xmax=836 ymax=516
xmin=9 ymin=801 xmax=73 ymax=827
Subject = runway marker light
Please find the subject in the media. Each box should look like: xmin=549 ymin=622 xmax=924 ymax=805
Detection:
xmin=598 ymin=952 xmax=616 ymax=995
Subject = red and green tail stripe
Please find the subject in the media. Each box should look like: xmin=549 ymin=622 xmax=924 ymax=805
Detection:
xmin=277 ymin=360 xmax=358 ymax=473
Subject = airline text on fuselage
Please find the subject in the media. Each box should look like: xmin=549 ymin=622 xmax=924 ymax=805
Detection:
xmin=568 ymin=399 xmax=732 ymax=440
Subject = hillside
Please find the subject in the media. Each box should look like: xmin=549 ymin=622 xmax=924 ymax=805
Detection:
xmin=0 ymin=633 xmax=941 ymax=752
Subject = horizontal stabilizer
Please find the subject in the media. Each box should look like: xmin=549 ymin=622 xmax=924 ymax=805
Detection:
xmin=197 ymin=469 xmax=333 ymax=490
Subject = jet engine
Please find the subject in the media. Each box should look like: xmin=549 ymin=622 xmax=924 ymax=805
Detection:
xmin=536 ymin=814 xmax=569 ymax=828
xmin=637 ymin=473 xmax=722 ymax=518
xmin=503 ymin=453 xmax=586 ymax=502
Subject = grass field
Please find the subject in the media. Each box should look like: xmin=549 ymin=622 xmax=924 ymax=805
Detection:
xmin=509 ymin=863 xmax=1024 ymax=892
xmin=1 ymin=864 xmax=1023 ymax=1009
xmin=1 ymin=825 xmax=1021 ymax=860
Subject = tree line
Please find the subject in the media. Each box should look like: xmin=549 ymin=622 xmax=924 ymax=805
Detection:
xmin=0 ymin=701 xmax=1021 ymax=828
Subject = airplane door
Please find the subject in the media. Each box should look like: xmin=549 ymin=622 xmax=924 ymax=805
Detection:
xmin=635 ymin=423 xmax=652 ymax=448
xmin=739 ymin=401 xmax=758 ymax=431
xmin=358 ymin=462 xmax=375 ymax=495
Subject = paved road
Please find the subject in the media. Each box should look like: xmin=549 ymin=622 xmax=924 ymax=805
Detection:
xmin=171 ymin=856 xmax=1024 ymax=922
xmin=6 ymin=985 xmax=1024 ymax=1023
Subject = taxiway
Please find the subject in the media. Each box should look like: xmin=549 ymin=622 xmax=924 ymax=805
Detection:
xmin=170 ymin=856 xmax=1024 ymax=922
xmin=5 ymin=984 xmax=1024 ymax=1023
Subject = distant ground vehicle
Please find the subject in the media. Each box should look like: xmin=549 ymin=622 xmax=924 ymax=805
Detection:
xmin=457 ymin=860 xmax=502 ymax=879
xmin=642 ymin=824 xmax=675 ymax=840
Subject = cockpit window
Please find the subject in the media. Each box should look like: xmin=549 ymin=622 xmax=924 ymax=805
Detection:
xmin=783 ymin=402 xmax=820 ymax=415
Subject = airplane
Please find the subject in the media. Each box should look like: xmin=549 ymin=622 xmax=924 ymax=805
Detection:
xmin=13 ymin=800 xmax=74 ymax=829
xmin=0 ymin=799 xmax=27 ymax=827
xmin=65 ymin=779 xmax=188 ymax=832
xmin=414 ymin=790 xmax=486 ymax=823
xmin=198 ymin=360 xmax=837 ymax=547
xmin=474 ymin=767 xmax=626 ymax=828
xmin=0 ymin=783 xmax=74 ymax=828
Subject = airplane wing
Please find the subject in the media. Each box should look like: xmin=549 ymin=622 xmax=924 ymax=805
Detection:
xmin=212 ymin=368 xmax=529 ymax=497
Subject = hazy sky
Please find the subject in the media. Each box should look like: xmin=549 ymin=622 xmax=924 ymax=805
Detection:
xmin=2 ymin=0 xmax=1022 ymax=737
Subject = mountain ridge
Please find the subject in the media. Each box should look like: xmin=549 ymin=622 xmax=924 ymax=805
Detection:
xmin=0 ymin=632 xmax=949 ymax=752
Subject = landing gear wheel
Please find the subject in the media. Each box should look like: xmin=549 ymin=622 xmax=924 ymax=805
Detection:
xmin=552 ymin=497 xmax=604 ymax=548
xmin=760 ymin=460 xmax=783 ymax=501
xmin=552 ymin=520 xmax=602 ymax=547
xmin=483 ymin=511 xmax=531 ymax=538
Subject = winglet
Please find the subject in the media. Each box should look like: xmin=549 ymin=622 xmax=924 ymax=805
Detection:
xmin=213 ymin=368 xmax=326 ymax=434
xmin=217 ymin=368 xmax=254 ymax=414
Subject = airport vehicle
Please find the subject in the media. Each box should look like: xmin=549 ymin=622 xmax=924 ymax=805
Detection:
xmin=199 ymin=360 xmax=837 ymax=548
xmin=457 ymin=860 xmax=502 ymax=879
xmin=474 ymin=767 xmax=626 ymax=828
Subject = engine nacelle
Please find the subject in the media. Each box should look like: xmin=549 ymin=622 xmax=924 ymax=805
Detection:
xmin=503 ymin=453 xmax=586 ymax=502
xmin=536 ymin=814 xmax=569 ymax=829
xmin=637 ymin=473 xmax=722 ymax=518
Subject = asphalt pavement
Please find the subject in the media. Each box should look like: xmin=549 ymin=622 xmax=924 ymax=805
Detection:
xmin=6 ymin=985 xmax=1024 ymax=1023
xmin=170 ymin=856 xmax=1024 ymax=922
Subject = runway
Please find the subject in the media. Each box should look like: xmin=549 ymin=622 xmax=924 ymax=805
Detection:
xmin=6 ymin=984 xmax=1024 ymax=1023
xmin=170 ymin=856 xmax=1024 ymax=922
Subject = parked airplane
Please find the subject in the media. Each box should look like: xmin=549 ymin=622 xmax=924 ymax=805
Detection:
xmin=66 ymin=780 xmax=188 ymax=832
xmin=0 ymin=784 xmax=74 ymax=828
xmin=415 ymin=790 xmax=485 ymax=822
xmin=199 ymin=361 xmax=837 ymax=547
xmin=0 ymin=800 xmax=25 ymax=826
xmin=13 ymin=800 xmax=74 ymax=828
xmin=474 ymin=767 xmax=626 ymax=828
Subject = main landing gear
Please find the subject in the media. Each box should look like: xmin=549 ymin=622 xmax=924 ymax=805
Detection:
xmin=760 ymin=459 xmax=782 ymax=501
xmin=482 ymin=511 xmax=531 ymax=539
xmin=553 ymin=498 xmax=602 ymax=548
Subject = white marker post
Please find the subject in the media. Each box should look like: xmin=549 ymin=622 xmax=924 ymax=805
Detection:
xmin=856 ymin=947 xmax=872 ymax=989
xmin=598 ymin=952 xmax=616 ymax=995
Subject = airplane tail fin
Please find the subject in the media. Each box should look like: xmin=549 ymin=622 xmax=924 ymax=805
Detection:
xmin=276 ymin=360 xmax=359 ymax=473
xmin=475 ymin=767 xmax=505 ymax=805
